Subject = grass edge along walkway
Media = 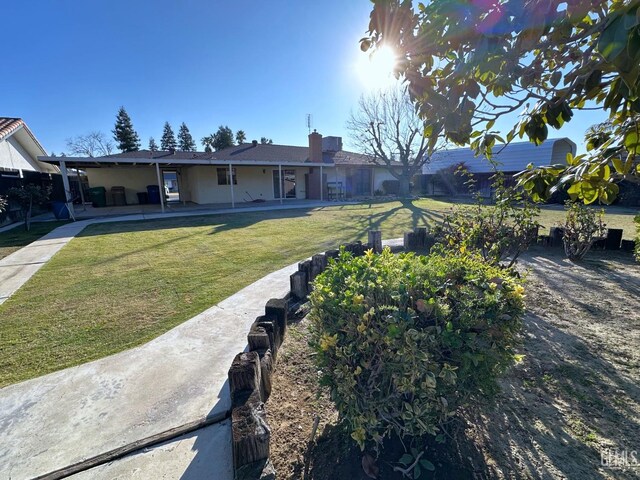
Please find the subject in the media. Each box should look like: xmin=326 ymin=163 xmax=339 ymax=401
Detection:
xmin=0 ymin=199 xmax=636 ymax=387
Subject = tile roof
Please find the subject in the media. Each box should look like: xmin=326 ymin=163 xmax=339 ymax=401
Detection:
xmin=0 ymin=117 xmax=25 ymax=141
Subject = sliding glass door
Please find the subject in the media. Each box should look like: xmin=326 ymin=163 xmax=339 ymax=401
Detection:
xmin=273 ymin=169 xmax=296 ymax=199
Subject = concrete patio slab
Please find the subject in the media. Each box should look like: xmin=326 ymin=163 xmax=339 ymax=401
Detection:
xmin=68 ymin=421 xmax=233 ymax=480
xmin=0 ymin=262 xmax=294 ymax=480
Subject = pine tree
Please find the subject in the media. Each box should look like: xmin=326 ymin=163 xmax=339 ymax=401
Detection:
xmin=148 ymin=137 xmax=158 ymax=151
xmin=235 ymin=130 xmax=246 ymax=145
xmin=112 ymin=107 xmax=141 ymax=152
xmin=161 ymin=122 xmax=177 ymax=151
xmin=178 ymin=122 xmax=196 ymax=151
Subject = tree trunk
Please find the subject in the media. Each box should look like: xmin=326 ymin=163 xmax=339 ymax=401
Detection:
xmin=398 ymin=175 xmax=411 ymax=197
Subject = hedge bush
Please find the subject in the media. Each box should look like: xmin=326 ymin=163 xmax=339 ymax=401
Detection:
xmin=309 ymin=248 xmax=525 ymax=451
xmin=433 ymin=175 xmax=539 ymax=267
xmin=561 ymin=201 xmax=606 ymax=261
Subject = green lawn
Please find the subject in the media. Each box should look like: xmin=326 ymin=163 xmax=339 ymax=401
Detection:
xmin=0 ymin=221 xmax=70 ymax=260
xmin=0 ymin=199 xmax=636 ymax=387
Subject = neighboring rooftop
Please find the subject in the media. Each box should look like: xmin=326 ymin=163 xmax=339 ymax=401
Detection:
xmin=422 ymin=138 xmax=577 ymax=174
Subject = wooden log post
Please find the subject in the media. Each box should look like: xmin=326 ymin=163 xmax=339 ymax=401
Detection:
xmin=228 ymin=352 xmax=262 ymax=407
xmin=368 ymin=230 xmax=383 ymax=253
xmin=310 ymin=253 xmax=328 ymax=281
xmin=298 ymin=260 xmax=313 ymax=292
xmin=254 ymin=315 xmax=280 ymax=359
xmin=265 ymin=298 xmax=288 ymax=344
xmin=236 ymin=459 xmax=276 ymax=480
xmin=605 ymin=228 xmax=623 ymax=250
xmin=290 ymin=270 xmax=308 ymax=302
xmin=248 ymin=323 xmax=271 ymax=353
xmin=404 ymin=231 xmax=416 ymax=251
xmin=232 ymin=389 xmax=270 ymax=472
xmin=414 ymin=227 xmax=427 ymax=249
xmin=550 ymin=227 xmax=564 ymax=248
xmin=324 ymin=249 xmax=340 ymax=261
xmin=621 ymin=239 xmax=636 ymax=252
xmin=538 ymin=235 xmax=551 ymax=247
xmin=258 ymin=349 xmax=274 ymax=402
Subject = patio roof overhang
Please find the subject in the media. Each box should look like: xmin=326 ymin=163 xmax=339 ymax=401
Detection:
xmin=37 ymin=156 xmax=335 ymax=169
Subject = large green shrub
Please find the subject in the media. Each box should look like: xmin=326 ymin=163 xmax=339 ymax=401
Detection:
xmin=309 ymin=248 xmax=525 ymax=451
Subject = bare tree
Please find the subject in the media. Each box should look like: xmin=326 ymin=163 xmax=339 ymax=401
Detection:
xmin=66 ymin=131 xmax=115 ymax=157
xmin=347 ymin=86 xmax=442 ymax=197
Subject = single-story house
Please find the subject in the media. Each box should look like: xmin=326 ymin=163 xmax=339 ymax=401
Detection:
xmin=1 ymin=117 xmax=59 ymax=191
xmin=420 ymin=137 xmax=576 ymax=195
xmin=38 ymin=131 xmax=401 ymax=213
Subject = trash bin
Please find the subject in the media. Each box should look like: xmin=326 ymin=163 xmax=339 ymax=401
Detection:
xmin=88 ymin=186 xmax=107 ymax=207
xmin=147 ymin=185 xmax=161 ymax=204
xmin=51 ymin=201 xmax=70 ymax=220
xmin=111 ymin=186 xmax=127 ymax=206
xmin=136 ymin=192 xmax=149 ymax=204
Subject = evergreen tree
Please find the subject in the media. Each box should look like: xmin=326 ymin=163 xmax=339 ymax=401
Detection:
xmin=235 ymin=130 xmax=246 ymax=145
xmin=178 ymin=122 xmax=196 ymax=151
xmin=112 ymin=107 xmax=141 ymax=152
xmin=161 ymin=122 xmax=178 ymax=151
xmin=260 ymin=137 xmax=273 ymax=145
xmin=148 ymin=137 xmax=158 ymax=151
xmin=202 ymin=125 xmax=234 ymax=151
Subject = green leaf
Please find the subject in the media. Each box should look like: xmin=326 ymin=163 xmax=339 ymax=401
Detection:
xmin=611 ymin=156 xmax=625 ymax=173
xmin=581 ymin=182 xmax=599 ymax=204
xmin=597 ymin=15 xmax=628 ymax=61
xmin=413 ymin=464 xmax=421 ymax=479
xmin=566 ymin=152 xmax=575 ymax=166
xmin=624 ymin=130 xmax=640 ymax=155
xmin=399 ymin=453 xmax=413 ymax=466
xmin=567 ymin=183 xmax=580 ymax=200
xmin=420 ymin=459 xmax=436 ymax=471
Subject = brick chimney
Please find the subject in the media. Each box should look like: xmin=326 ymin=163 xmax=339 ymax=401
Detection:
xmin=309 ymin=129 xmax=322 ymax=163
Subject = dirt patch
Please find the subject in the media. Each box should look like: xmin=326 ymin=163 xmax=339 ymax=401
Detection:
xmin=268 ymin=247 xmax=640 ymax=479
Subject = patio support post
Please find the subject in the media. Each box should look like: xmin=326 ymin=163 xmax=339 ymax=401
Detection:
xmin=155 ymin=162 xmax=165 ymax=213
xmin=319 ymin=165 xmax=323 ymax=201
xmin=229 ymin=163 xmax=235 ymax=208
xmin=76 ymin=163 xmax=86 ymax=211
xmin=59 ymin=160 xmax=75 ymax=219
xmin=279 ymin=164 xmax=283 ymax=204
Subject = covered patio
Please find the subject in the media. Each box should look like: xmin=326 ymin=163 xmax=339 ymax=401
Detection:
xmin=38 ymin=151 xmax=332 ymax=220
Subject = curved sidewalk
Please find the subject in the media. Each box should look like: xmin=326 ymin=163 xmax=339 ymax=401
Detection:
xmin=0 ymin=259 xmax=296 ymax=479
xmin=0 ymin=201 xmax=338 ymax=305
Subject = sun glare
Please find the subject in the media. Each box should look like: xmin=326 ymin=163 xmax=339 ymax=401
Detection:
xmin=356 ymin=45 xmax=398 ymax=90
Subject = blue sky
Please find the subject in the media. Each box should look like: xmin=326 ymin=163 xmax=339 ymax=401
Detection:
xmin=3 ymin=0 xmax=605 ymax=155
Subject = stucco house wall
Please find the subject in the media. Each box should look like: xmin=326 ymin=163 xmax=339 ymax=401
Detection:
xmin=85 ymin=167 xmax=158 ymax=205
xmin=187 ymin=166 xmax=310 ymax=204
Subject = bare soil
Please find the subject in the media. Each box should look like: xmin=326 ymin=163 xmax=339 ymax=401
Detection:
xmin=267 ymin=247 xmax=640 ymax=479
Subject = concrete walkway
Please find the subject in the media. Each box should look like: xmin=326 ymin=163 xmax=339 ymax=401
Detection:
xmin=0 ymin=260 xmax=296 ymax=480
xmin=0 ymin=203 xmax=398 ymax=479
xmin=0 ymin=200 xmax=343 ymax=305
